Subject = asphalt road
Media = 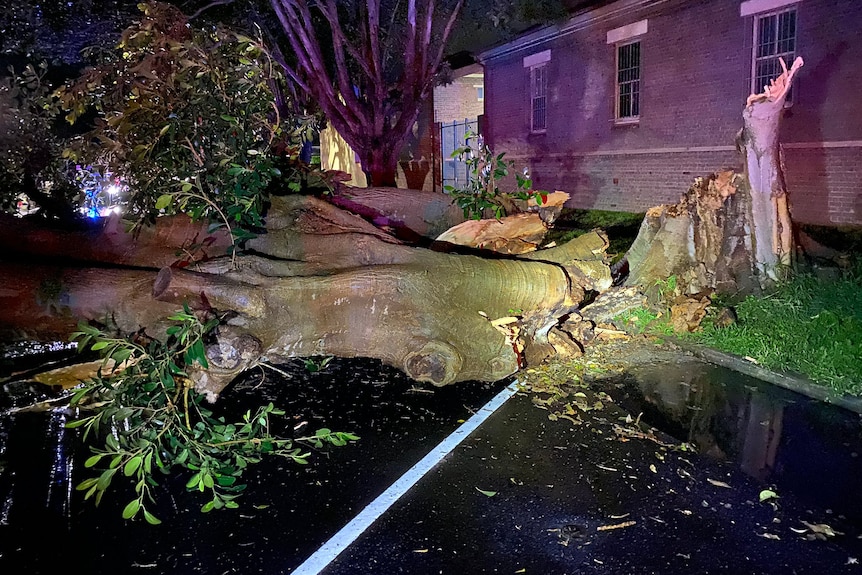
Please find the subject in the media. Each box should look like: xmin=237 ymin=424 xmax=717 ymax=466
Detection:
xmin=2 ymin=350 xmax=861 ymax=575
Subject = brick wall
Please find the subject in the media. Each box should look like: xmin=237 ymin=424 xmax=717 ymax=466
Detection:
xmin=531 ymin=149 xmax=741 ymax=213
xmin=784 ymin=146 xmax=862 ymax=225
xmin=433 ymin=76 xmax=485 ymax=124
xmin=482 ymin=0 xmax=862 ymax=226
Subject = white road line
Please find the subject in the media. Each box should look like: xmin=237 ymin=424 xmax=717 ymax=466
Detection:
xmin=290 ymin=380 xmax=521 ymax=575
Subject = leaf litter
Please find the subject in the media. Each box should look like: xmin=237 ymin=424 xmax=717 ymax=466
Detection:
xmin=515 ymin=335 xmax=854 ymax=561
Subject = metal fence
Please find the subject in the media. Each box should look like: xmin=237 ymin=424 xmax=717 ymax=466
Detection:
xmin=439 ymin=118 xmax=479 ymax=191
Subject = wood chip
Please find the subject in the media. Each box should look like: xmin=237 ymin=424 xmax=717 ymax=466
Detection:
xmin=597 ymin=520 xmax=636 ymax=531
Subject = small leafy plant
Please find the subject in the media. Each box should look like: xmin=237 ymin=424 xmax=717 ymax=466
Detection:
xmin=444 ymin=131 xmax=547 ymax=220
xmin=652 ymin=274 xmax=679 ymax=304
xmin=67 ymin=305 xmax=357 ymax=524
xmin=303 ymin=356 xmax=333 ymax=374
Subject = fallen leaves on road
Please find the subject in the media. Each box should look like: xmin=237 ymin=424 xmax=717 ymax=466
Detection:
xmin=799 ymin=521 xmax=844 ymax=540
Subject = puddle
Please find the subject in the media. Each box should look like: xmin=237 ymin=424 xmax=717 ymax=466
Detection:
xmin=605 ymin=358 xmax=862 ymax=523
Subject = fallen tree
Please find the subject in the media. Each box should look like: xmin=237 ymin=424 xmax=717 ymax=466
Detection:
xmin=0 ymin=191 xmax=611 ymax=398
xmin=0 ymin=1 xmax=613 ymax=400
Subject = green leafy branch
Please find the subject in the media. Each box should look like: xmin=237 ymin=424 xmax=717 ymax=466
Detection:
xmin=154 ymin=175 xmax=260 ymax=269
xmin=444 ymin=131 xmax=548 ymax=220
xmin=67 ymin=305 xmax=358 ymax=524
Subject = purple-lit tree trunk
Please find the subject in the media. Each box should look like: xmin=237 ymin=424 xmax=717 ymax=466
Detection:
xmin=624 ymin=57 xmax=805 ymax=295
xmin=741 ymin=56 xmax=804 ymax=279
xmin=270 ymin=0 xmax=463 ymax=186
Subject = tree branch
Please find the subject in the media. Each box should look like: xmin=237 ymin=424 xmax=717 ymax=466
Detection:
xmin=270 ymin=0 xmax=364 ymax=137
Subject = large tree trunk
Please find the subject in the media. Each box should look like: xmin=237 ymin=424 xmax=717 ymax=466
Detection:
xmin=741 ymin=57 xmax=804 ymax=279
xmin=624 ymin=171 xmax=761 ymax=296
xmin=328 ymin=186 xmax=466 ymax=242
xmin=363 ymin=146 xmax=399 ymax=187
xmin=625 ymin=57 xmax=804 ymax=295
xmin=0 ymin=193 xmax=610 ymax=399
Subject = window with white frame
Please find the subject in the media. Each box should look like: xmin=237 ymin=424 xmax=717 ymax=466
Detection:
xmin=530 ymin=64 xmax=547 ymax=132
xmin=607 ymin=19 xmax=647 ymax=123
xmin=616 ymin=41 xmax=641 ymax=120
xmin=753 ymin=7 xmax=796 ymax=102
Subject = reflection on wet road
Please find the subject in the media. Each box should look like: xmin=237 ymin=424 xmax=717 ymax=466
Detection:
xmin=610 ymin=358 xmax=862 ymax=522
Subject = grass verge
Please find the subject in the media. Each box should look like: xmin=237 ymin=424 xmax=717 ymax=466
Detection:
xmin=693 ymin=266 xmax=862 ymax=395
xmin=619 ymin=264 xmax=862 ymax=396
xmin=549 ymin=210 xmax=861 ymax=396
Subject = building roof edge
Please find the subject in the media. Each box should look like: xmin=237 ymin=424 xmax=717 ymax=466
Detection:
xmin=478 ymin=0 xmax=671 ymax=63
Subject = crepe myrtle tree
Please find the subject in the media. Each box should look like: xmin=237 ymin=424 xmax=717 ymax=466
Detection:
xmin=270 ymin=0 xmax=464 ymax=186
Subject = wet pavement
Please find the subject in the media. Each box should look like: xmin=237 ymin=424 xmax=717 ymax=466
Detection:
xmin=2 ymin=346 xmax=862 ymax=574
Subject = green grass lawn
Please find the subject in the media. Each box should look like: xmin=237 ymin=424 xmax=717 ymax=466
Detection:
xmin=692 ymin=264 xmax=862 ymax=395
xmin=551 ymin=211 xmax=862 ymax=396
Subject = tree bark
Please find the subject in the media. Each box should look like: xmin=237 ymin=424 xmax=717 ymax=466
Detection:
xmin=741 ymin=56 xmax=803 ymax=280
xmin=364 ymin=142 xmax=399 ymax=187
xmin=328 ymin=185 xmax=466 ymax=241
xmin=0 ymin=211 xmax=233 ymax=269
xmin=625 ymin=171 xmax=761 ymax=296
xmin=624 ymin=57 xmax=804 ymax=295
xmin=0 ymin=194 xmax=610 ymax=398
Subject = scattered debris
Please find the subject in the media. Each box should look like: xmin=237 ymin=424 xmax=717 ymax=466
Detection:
xmin=799 ymin=521 xmax=844 ymax=540
xmin=613 ymin=422 xmax=688 ymax=450
xmin=670 ymin=296 xmax=711 ymax=332
xmin=594 ymin=326 xmax=630 ymax=340
xmin=597 ymin=520 xmax=636 ymax=532
xmin=548 ymin=524 xmax=586 ymax=547
xmin=759 ymin=532 xmax=781 ymax=541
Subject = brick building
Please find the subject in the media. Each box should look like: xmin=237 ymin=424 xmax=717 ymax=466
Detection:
xmin=478 ymin=0 xmax=862 ymax=226
xmin=433 ymin=63 xmax=485 ymax=124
